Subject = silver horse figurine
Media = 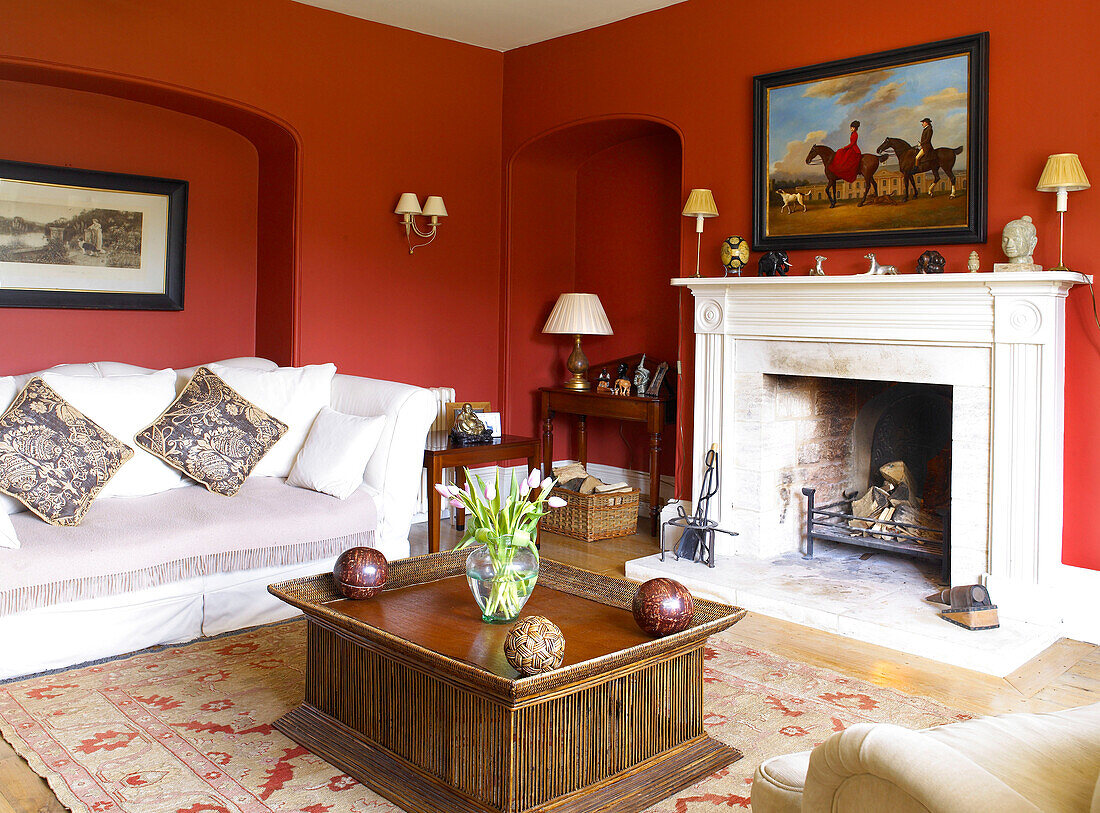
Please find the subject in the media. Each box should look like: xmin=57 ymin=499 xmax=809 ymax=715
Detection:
xmin=810 ymin=255 xmax=827 ymax=275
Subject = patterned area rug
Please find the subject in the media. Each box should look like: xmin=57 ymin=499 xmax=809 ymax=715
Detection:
xmin=0 ymin=619 xmax=969 ymax=812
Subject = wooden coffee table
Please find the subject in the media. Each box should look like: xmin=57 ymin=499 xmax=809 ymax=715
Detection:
xmin=269 ymin=551 xmax=745 ymax=813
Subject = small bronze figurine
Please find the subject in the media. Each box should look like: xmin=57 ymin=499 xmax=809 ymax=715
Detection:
xmin=595 ymin=367 xmax=612 ymax=393
xmin=450 ymin=403 xmax=493 ymax=445
xmin=633 ymin=354 xmax=650 ymax=396
xmin=916 ymin=249 xmax=946 ymax=274
xmin=613 ymin=362 xmax=631 ymax=396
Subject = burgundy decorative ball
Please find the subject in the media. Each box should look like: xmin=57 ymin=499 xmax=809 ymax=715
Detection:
xmin=333 ymin=547 xmax=388 ymax=599
xmin=632 ymin=578 xmax=694 ymax=637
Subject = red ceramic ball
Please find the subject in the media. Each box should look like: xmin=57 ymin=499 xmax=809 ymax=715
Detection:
xmin=632 ymin=578 xmax=694 ymax=637
xmin=333 ymin=547 xmax=388 ymax=599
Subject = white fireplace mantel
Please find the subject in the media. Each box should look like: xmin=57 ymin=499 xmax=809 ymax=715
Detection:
xmin=672 ymin=271 xmax=1094 ymax=631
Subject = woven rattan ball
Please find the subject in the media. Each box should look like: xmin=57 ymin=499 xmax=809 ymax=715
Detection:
xmin=503 ymin=616 xmax=565 ymax=676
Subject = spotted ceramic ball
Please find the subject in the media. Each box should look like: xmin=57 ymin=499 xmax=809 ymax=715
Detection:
xmin=504 ymin=616 xmax=565 ymax=676
xmin=632 ymin=578 xmax=694 ymax=637
xmin=333 ymin=547 xmax=388 ymax=599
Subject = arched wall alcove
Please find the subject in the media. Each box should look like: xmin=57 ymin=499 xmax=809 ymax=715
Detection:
xmin=502 ymin=116 xmax=684 ymax=480
xmin=0 ymin=57 xmax=301 ymax=368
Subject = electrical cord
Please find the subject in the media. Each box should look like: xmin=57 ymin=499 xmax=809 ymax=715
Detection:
xmin=1089 ymin=279 xmax=1100 ymax=334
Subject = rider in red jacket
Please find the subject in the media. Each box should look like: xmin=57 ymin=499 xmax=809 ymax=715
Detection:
xmin=828 ymin=120 xmax=862 ymax=182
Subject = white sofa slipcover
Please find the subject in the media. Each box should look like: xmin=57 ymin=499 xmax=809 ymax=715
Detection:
xmin=0 ymin=357 xmax=436 ymax=680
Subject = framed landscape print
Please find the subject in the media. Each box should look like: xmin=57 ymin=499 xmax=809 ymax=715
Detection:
xmin=752 ymin=33 xmax=988 ymax=250
xmin=0 ymin=160 xmax=187 ymax=310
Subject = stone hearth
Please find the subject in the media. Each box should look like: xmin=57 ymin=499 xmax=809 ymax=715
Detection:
xmin=626 ymin=271 xmax=1097 ymax=673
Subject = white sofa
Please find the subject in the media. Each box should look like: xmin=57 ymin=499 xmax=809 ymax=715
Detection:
xmin=751 ymin=702 xmax=1100 ymax=812
xmin=0 ymin=357 xmax=436 ymax=681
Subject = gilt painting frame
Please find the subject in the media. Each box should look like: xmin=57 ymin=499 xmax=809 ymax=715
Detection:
xmin=0 ymin=159 xmax=187 ymax=310
xmin=752 ymin=33 xmax=988 ymax=251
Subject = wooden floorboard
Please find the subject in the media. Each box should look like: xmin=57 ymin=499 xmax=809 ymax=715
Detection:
xmin=1 ymin=518 xmax=1095 ymax=812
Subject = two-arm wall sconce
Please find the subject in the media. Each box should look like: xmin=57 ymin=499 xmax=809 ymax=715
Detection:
xmin=394 ymin=193 xmax=447 ymax=253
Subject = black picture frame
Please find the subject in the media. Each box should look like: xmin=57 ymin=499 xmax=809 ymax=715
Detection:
xmin=0 ymin=159 xmax=187 ymax=310
xmin=752 ymin=33 xmax=988 ymax=251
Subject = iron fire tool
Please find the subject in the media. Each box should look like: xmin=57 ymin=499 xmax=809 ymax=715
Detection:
xmin=675 ymin=446 xmax=719 ymax=561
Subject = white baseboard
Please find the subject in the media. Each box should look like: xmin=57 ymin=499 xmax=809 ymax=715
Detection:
xmin=1056 ymin=564 xmax=1100 ymax=644
xmin=983 ymin=564 xmax=1100 ymax=645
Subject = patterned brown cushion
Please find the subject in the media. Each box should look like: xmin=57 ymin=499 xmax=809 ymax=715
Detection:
xmin=0 ymin=378 xmax=135 ymax=526
xmin=135 ymin=367 xmax=288 ymax=497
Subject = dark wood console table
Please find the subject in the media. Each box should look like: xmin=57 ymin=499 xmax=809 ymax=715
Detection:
xmin=539 ymin=387 xmax=668 ymax=536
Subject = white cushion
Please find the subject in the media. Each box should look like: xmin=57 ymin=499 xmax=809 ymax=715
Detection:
xmin=287 ymin=407 xmax=386 ymax=500
xmin=41 ymin=369 xmax=184 ymax=498
xmin=0 ymin=511 xmax=18 ymax=550
xmin=0 ymin=377 xmax=25 ymax=516
xmin=206 ymin=363 xmax=337 ymax=479
xmin=175 ymin=357 xmax=279 ymax=393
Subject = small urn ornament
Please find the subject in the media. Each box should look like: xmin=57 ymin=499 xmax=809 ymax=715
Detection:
xmin=333 ymin=547 xmax=388 ymax=599
xmin=504 ymin=615 xmax=565 ymax=675
xmin=632 ymin=578 xmax=695 ymax=637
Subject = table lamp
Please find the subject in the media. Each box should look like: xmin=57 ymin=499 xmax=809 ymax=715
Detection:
xmin=682 ymin=188 xmax=719 ymax=277
xmin=1036 ymin=153 xmax=1090 ymax=271
xmin=542 ymin=293 xmax=613 ymax=390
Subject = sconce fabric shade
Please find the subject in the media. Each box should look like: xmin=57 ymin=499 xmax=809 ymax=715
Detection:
xmin=1036 ymin=154 xmax=1091 ymax=192
xmin=422 ymin=196 xmax=448 ymax=218
xmin=682 ymin=188 xmax=719 ymax=217
xmin=542 ymin=293 xmax=613 ymax=336
xmin=394 ymin=193 xmax=422 ymax=215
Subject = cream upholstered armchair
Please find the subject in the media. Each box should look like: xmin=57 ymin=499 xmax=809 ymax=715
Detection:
xmin=751 ymin=702 xmax=1100 ymax=812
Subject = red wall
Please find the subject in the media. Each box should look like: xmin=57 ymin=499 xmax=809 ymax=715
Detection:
xmin=0 ymin=79 xmax=258 ymax=373
xmin=502 ymin=0 xmax=1100 ymax=569
xmin=502 ymin=122 xmax=680 ymax=477
xmin=1 ymin=0 xmax=504 ymax=400
xmin=572 ymin=133 xmax=681 ymax=475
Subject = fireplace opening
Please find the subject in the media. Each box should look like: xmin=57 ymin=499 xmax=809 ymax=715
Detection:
xmin=776 ymin=377 xmax=952 ymax=581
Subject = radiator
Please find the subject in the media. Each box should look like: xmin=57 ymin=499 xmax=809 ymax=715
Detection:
xmin=415 ymin=386 xmax=456 ymax=519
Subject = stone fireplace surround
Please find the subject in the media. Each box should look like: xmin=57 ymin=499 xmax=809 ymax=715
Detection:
xmin=626 ymin=271 xmax=1098 ymax=671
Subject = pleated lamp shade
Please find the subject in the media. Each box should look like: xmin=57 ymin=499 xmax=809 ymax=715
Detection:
xmin=1036 ymin=154 xmax=1091 ymax=192
xmin=682 ymin=188 xmax=719 ymax=217
xmin=542 ymin=293 xmax=613 ymax=335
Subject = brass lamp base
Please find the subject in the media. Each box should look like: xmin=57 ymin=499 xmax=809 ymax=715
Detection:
xmin=563 ymin=333 xmax=591 ymax=390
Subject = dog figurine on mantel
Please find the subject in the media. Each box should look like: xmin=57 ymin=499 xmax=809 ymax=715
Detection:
xmin=863 ymin=252 xmax=898 ymax=275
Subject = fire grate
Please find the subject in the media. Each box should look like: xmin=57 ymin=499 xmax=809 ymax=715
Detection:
xmin=802 ymin=487 xmax=949 ymax=581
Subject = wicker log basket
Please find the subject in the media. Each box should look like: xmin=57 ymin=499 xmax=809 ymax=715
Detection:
xmin=539 ymin=485 xmax=640 ymax=542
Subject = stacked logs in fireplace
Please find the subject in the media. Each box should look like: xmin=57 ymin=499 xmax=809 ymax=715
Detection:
xmin=802 ymin=461 xmax=949 ymax=581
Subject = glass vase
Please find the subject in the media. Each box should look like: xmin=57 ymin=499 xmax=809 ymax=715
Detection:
xmin=465 ymin=541 xmax=539 ymax=623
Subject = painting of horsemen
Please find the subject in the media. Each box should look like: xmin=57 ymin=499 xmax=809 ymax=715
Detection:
xmin=752 ymin=34 xmax=987 ymax=250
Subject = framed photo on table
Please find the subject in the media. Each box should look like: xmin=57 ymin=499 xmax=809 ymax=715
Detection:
xmin=0 ymin=159 xmax=187 ymax=310
xmin=752 ymin=33 xmax=988 ymax=250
